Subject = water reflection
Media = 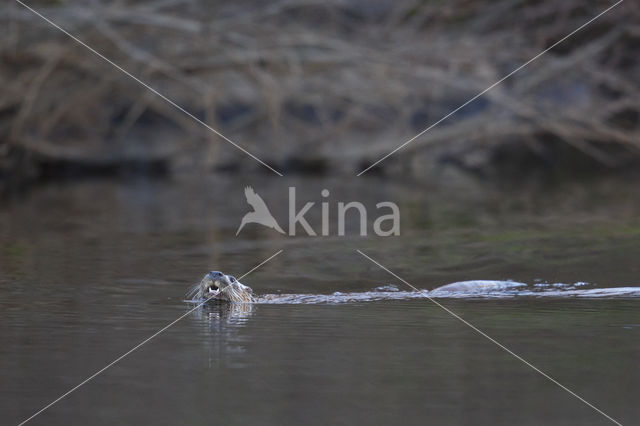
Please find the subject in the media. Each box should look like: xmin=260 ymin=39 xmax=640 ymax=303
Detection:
xmin=189 ymin=301 xmax=255 ymax=369
xmin=191 ymin=300 xmax=255 ymax=323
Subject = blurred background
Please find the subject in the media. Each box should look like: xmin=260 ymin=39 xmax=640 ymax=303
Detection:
xmin=2 ymin=1 xmax=640 ymax=425
xmin=1 ymin=0 xmax=639 ymax=186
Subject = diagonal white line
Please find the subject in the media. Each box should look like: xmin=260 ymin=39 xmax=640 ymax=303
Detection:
xmin=18 ymin=249 xmax=283 ymax=426
xmin=357 ymin=0 xmax=624 ymax=176
xmin=15 ymin=0 xmax=284 ymax=177
xmin=356 ymin=249 xmax=623 ymax=426
xmin=236 ymin=250 xmax=283 ymax=281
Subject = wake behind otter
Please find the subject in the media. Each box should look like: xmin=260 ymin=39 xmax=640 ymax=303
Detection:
xmin=189 ymin=278 xmax=640 ymax=305
xmin=256 ymin=282 xmax=640 ymax=304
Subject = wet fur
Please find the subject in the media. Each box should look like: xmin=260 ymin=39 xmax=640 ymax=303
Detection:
xmin=187 ymin=273 xmax=254 ymax=303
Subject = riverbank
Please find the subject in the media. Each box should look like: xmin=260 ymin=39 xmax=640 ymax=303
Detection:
xmin=2 ymin=0 xmax=638 ymax=188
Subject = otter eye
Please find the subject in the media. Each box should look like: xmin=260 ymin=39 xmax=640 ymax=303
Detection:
xmin=229 ymin=276 xmax=237 ymax=282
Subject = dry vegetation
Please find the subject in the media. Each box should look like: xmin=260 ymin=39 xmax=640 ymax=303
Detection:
xmin=1 ymin=0 xmax=639 ymax=184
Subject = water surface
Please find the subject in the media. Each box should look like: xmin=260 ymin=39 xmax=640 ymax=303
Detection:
xmin=1 ymin=175 xmax=639 ymax=425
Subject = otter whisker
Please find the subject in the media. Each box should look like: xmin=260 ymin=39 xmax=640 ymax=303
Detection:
xmin=185 ymin=282 xmax=203 ymax=300
xmin=220 ymin=281 xmax=254 ymax=303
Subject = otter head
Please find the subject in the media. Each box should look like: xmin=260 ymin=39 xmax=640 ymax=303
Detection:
xmin=187 ymin=271 xmax=253 ymax=303
xmin=200 ymin=271 xmax=238 ymax=297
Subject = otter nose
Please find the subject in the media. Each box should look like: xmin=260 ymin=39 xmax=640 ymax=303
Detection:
xmin=208 ymin=271 xmax=225 ymax=279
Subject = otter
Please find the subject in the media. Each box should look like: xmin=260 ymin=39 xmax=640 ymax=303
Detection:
xmin=187 ymin=274 xmax=526 ymax=305
xmin=186 ymin=275 xmax=640 ymax=305
xmin=187 ymin=271 xmax=254 ymax=303
xmin=429 ymin=280 xmax=526 ymax=293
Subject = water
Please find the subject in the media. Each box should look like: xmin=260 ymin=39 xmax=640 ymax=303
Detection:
xmin=1 ymin=175 xmax=639 ymax=425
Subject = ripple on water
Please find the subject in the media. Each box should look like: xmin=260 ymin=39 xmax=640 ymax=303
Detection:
xmin=247 ymin=281 xmax=640 ymax=304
